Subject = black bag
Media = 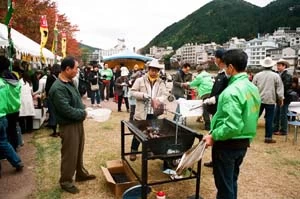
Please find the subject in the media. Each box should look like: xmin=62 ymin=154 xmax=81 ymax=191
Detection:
xmin=78 ymin=80 xmax=87 ymax=96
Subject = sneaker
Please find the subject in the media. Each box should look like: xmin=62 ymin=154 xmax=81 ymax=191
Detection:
xmin=204 ymin=161 xmax=213 ymax=168
xmin=129 ymin=154 xmax=136 ymax=161
xmin=75 ymin=174 xmax=96 ymax=182
xmin=129 ymin=150 xmax=137 ymax=161
xmin=97 ymin=104 xmax=102 ymax=108
xmin=276 ymin=132 xmax=287 ymax=136
xmin=61 ymin=184 xmax=80 ymax=194
xmin=264 ymin=139 xmax=276 ymax=143
xmin=92 ymin=104 xmax=96 ymax=107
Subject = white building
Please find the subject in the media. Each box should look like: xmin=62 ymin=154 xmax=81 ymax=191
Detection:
xmin=174 ymin=42 xmax=218 ymax=66
xmin=223 ymin=37 xmax=247 ymax=50
xmin=246 ymin=38 xmax=278 ymax=67
xmin=148 ymin=46 xmax=173 ymax=59
xmin=267 ymin=47 xmax=298 ymax=73
xmin=99 ymin=39 xmax=128 ymax=58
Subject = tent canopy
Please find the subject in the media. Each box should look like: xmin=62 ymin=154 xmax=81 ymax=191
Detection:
xmin=0 ymin=23 xmax=55 ymax=60
xmin=103 ymin=51 xmax=153 ymax=70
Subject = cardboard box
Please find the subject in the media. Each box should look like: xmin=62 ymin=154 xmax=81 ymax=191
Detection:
xmin=101 ymin=160 xmax=139 ymax=198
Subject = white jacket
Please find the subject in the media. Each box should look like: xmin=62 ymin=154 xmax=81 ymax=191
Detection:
xmin=130 ymin=75 xmax=168 ymax=120
xmin=19 ymin=78 xmax=35 ymax=117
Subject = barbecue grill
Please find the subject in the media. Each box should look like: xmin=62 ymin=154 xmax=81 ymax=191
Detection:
xmin=121 ymin=118 xmax=203 ymax=199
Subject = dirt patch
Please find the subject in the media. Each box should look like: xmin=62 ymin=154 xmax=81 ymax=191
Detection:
xmin=0 ymin=133 xmax=36 ymax=199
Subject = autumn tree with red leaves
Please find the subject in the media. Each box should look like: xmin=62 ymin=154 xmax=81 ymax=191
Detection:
xmin=0 ymin=0 xmax=81 ymax=58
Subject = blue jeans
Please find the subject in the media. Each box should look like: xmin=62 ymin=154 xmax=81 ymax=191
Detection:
xmin=259 ymin=103 xmax=275 ymax=139
xmin=273 ymin=104 xmax=289 ymax=134
xmin=212 ymin=147 xmax=247 ymax=199
xmin=91 ymin=90 xmax=101 ymax=105
xmin=0 ymin=116 xmax=22 ymax=168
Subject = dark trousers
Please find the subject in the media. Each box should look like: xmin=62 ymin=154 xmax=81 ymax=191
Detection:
xmin=212 ymin=147 xmax=247 ymax=199
xmin=259 ymin=103 xmax=275 ymax=139
xmin=47 ymin=100 xmax=57 ymax=133
xmin=91 ymin=89 xmax=101 ymax=105
xmin=101 ymin=81 xmax=111 ymax=100
xmin=19 ymin=116 xmax=33 ymax=134
xmin=131 ymin=114 xmax=157 ymax=151
xmin=6 ymin=112 xmax=19 ymax=150
xmin=273 ymin=103 xmax=289 ymax=134
xmin=59 ymin=122 xmax=89 ymax=185
xmin=202 ymin=94 xmax=211 ymax=130
xmin=129 ymin=105 xmax=136 ymax=121
xmin=118 ymin=95 xmax=129 ymax=111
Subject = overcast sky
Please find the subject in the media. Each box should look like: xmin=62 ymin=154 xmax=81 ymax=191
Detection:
xmin=53 ymin=0 xmax=273 ymax=50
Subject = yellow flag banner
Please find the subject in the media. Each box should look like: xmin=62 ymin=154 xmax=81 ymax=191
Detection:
xmin=52 ymin=14 xmax=59 ymax=63
xmin=61 ymin=31 xmax=67 ymax=58
xmin=40 ymin=15 xmax=48 ymax=63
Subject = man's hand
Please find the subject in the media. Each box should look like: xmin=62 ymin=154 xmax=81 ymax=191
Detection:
xmin=277 ymin=99 xmax=284 ymax=107
xmin=181 ymin=83 xmax=189 ymax=89
xmin=203 ymin=96 xmax=216 ymax=105
xmin=202 ymin=134 xmax=214 ymax=147
xmin=143 ymin=93 xmax=151 ymax=101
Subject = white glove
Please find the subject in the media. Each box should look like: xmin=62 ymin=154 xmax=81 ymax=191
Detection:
xmin=203 ymin=96 xmax=216 ymax=105
xmin=143 ymin=93 xmax=151 ymax=100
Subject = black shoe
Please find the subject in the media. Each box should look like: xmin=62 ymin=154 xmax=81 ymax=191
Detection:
xmin=16 ymin=162 xmax=24 ymax=172
xmin=204 ymin=161 xmax=213 ymax=168
xmin=264 ymin=139 xmax=276 ymax=143
xmin=61 ymin=184 xmax=80 ymax=194
xmin=75 ymin=174 xmax=96 ymax=182
xmin=50 ymin=132 xmax=58 ymax=137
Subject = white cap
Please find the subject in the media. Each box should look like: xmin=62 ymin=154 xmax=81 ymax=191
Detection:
xmin=148 ymin=59 xmax=163 ymax=69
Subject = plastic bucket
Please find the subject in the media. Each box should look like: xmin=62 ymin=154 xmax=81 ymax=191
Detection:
xmin=88 ymin=108 xmax=112 ymax=122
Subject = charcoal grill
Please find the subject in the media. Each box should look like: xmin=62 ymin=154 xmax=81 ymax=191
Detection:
xmin=121 ymin=118 xmax=203 ymax=199
xmin=129 ymin=119 xmax=196 ymax=156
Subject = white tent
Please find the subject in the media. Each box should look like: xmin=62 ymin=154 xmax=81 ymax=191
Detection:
xmin=0 ymin=23 xmax=55 ymax=60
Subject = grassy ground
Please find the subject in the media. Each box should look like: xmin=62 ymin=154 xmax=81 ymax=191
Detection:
xmin=33 ymin=105 xmax=300 ymax=199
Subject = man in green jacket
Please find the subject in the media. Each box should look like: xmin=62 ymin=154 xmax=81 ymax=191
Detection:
xmin=0 ymin=56 xmax=23 ymax=172
xmin=203 ymin=49 xmax=261 ymax=199
xmin=99 ymin=63 xmax=113 ymax=101
xmin=187 ymin=63 xmax=213 ymax=130
xmin=49 ymin=56 xmax=95 ymax=194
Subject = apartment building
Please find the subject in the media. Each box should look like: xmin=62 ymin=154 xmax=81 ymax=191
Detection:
xmin=148 ymin=46 xmax=173 ymax=59
xmin=245 ymin=38 xmax=278 ymax=67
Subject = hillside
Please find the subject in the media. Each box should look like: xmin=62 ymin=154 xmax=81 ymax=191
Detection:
xmin=142 ymin=0 xmax=300 ymax=53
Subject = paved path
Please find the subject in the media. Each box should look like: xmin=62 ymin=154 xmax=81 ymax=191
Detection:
xmin=0 ymin=133 xmax=36 ymax=199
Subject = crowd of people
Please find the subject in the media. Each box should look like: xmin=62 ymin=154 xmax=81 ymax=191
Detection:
xmin=1 ymin=49 xmax=299 ymax=198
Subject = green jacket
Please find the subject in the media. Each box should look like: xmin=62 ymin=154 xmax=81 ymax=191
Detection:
xmin=211 ymin=73 xmax=261 ymax=141
xmin=189 ymin=71 xmax=213 ymax=98
xmin=99 ymin=68 xmax=113 ymax=80
xmin=0 ymin=78 xmax=21 ymax=117
xmin=49 ymin=78 xmax=86 ymax=125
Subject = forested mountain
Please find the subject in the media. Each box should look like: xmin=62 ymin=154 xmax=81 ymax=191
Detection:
xmin=141 ymin=0 xmax=300 ymax=53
